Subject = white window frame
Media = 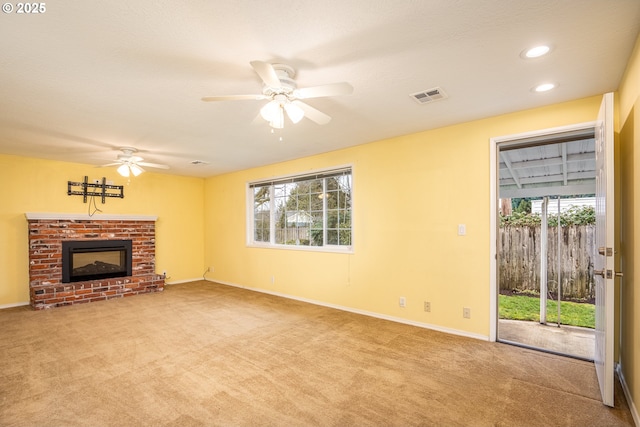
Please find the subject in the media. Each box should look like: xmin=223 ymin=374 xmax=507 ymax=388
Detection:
xmin=246 ymin=165 xmax=354 ymax=253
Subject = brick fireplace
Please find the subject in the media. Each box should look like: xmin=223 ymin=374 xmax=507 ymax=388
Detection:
xmin=26 ymin=213 xmax=165 ymax=310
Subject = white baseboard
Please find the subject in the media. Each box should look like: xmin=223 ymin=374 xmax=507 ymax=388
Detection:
xmin=165 ymin=277 xmax=205 ymax=285
xmin=205 ymin=278 xmax=489 ymax=342
xmin=0 ymin=301 xmax=30 ymax=310
xmin=617 ymin=364 xmax=639 ymax=426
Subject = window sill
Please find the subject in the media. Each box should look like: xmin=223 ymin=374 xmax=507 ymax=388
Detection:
xmin=247 ymin=242 xmax=353 ymax=254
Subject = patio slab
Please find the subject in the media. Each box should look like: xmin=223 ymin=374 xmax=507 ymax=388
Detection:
xmin=498 ymin=318 xmax=595 ymax=360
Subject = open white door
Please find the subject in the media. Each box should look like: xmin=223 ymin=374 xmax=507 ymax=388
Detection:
xmin=594 ymin=92 xmax=615 ymax=406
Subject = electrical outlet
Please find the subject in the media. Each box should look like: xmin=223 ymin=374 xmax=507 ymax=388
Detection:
xmin=399 ymin=297 xmax=406 ymax=308
xmin=463 ymin=307 xmax=471 ymax=319
xmin=271 ymin=276 xmax=275 ymax=284
xmin=209 ymin=266 xmax=214 ymax=272
xmin=424 ymin=301 xmax=431 ymax=312
xmin=163 ymin=271 xmax=167 ymax=277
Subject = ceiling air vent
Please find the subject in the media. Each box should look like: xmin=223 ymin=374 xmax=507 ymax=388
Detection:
xmin=409 ymin=87 xmax=448 ymax=104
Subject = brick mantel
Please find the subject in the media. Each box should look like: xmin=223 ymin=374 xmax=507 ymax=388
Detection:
xmin=26 ymin=213 xmax=164 ymax=310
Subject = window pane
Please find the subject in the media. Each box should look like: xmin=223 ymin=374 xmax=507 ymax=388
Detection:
xmin=327 ymin=229 xmax=338 ymax=245
xmin=339 ymin=230 xmax=351 ymax=245
xmin=253 ymin=187 xmax=270 ymax=242
xmin=310 ymin=194 xmax=323 ymax=210
xmin=327 ymin=209 xmax=338 ymax=228
xmin=338 ymin=209 xmax=351 ymax=228
xmin=310 ymin=211 xmax=323 ymax=246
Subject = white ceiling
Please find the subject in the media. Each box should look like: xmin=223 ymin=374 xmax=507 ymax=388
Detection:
xmin=1 ymin=0 xmax=639 ymax=178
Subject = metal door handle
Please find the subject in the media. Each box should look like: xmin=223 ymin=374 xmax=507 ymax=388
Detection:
xmin=594 ymin=269 xmax=623 ymax=279
xmin=598 ymin=247 xmax=614 ymax=256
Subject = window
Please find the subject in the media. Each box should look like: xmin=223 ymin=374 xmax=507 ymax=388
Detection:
xmin=249 ymin=167 xmax=352 ymax=251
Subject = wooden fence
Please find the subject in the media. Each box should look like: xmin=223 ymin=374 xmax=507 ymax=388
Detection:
xmin=275 ymin=227 xmax=311 ymax=244
xmin=499 ymin=225 xmax=595 ymax=300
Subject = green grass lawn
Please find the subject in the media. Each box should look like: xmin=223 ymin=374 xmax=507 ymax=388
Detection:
xmin=499 ymin=294 xmax=595 ymax=329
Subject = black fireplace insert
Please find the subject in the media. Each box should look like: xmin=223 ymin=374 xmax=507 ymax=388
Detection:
xmin=62 ymin=240 xmax=132 ymax=283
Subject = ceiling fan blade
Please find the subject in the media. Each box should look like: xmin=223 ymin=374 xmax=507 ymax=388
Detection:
xmin=296 ymin=82 xmax=354 ymax=99
xmin=202 ymin=94 xmax=267 ymax=102
xmin=250 ymin=60 xmax=281 ymax=88
xmin=138 ymin=162 xmax=170 ymax=169
xmin=292 ymin=101 xmax=331 ymax=125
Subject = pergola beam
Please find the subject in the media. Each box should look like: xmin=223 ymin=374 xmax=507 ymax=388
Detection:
xmin=500 ymin=183 xmax=595 ymax=199
xmin=500 ymin=151 xmax=522 ymax=189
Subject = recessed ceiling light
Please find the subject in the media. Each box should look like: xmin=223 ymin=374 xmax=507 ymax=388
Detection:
xmin=521 ymin=45 xmax=551 ymax=59
xmin=533 ymin=83 xmax=555 ymax=92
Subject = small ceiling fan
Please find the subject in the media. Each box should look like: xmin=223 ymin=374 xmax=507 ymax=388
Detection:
xmin=101 ymin=147 xmax=170 ymax=177
xmin=202 ymin=61 xmax=353 ymax=128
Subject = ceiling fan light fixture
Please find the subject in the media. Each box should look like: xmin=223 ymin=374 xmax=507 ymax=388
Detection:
xmin=260 ymin=100 xmax=280 ymax=122
xmin=284 ymin=102 xmax=304 ymax=123
xmin=270 ymin=109 xmax=285 ymax=129
xmin=117 ymin=164 xmax=130 ymax=177
xmin=130 ymin=164 xmax=144 ymax=176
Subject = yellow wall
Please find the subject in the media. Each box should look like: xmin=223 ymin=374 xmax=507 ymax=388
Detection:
xmin=0 ymin=155 xmax=205 ymax=306
xmin=618 ymin=32 xmax=640 ymax=421
xmin=204 ymin=96 xmax=601 ymax=338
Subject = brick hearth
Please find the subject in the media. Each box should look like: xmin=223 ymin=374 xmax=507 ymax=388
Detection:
xmin=26 ymin=213 xmax=164 ymax=310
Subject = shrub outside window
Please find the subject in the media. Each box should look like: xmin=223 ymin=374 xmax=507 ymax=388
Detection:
xmin=249 ymin=167 xmax=352 ymax=251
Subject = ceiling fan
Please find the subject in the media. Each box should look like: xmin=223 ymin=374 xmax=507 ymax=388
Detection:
xmin=201 ymin=61 xmax=353 ymax=128
xmin=101 ymin=147 xmax=170 ymax=177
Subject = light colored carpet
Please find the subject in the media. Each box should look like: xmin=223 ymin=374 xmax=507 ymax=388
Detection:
xmin=0 ymin=280 xmax=634 ymax=426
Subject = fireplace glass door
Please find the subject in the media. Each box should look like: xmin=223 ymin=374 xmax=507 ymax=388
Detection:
xmin=62 ymin=240 xmax=132 ymax=283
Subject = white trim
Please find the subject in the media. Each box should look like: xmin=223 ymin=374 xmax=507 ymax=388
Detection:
xmin=489 ymin=121 xmax=597 ymax=343
xmin=0 ymin=301 xmax=30 ymax=310
xmin=165 ymin=277 xmax=203 ymax=285
xmin=247 ymin=242 xmax=354 ymax=254
xmin=25 ymin=213 xmax=158 ymax=221
xmin=246 ymin=182 xmax=253 ymax=246
xmin=617 ymin=364 xmax=639 ymax=427
xmin=205 ymin=278 xmax=489 ymax=342
xmin=491 ymin=122 xmax=597 ymax=145
xmin=248 ymin=163 xmax=354 ymax=187
xmin=489 ymin=138 xmax=498 ymax=341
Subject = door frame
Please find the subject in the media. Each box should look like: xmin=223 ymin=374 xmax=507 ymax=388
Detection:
xmin=488 ymin=121 xmax=597 ymax=342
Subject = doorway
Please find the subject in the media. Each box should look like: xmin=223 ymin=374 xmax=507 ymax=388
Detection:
xmin=489 ymin=93 xmax=616 ymax=406
xmin=491 ymin=124 xmax=598 ymax=360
